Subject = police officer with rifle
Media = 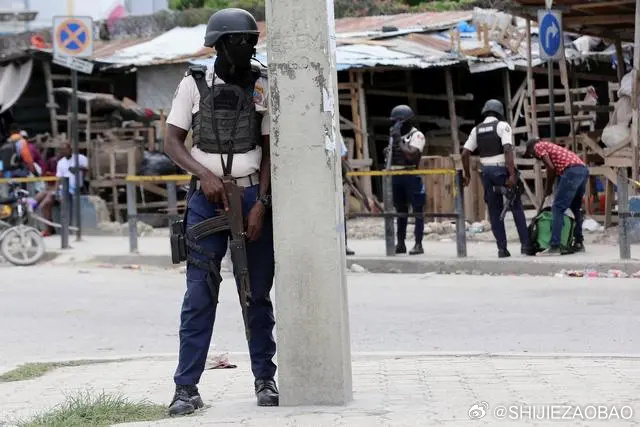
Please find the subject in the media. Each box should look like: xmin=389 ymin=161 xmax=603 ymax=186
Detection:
xmin=461 ymin=99 xmax=534 ymax=258
xmin=387 ymin=105 xmax=427 ymax=255
xmin=164 ymin=8 xmax=277 ymax=415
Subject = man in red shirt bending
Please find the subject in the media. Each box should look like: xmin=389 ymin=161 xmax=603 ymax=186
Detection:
xmin=525 ymin=138 xmax=588 ymax=254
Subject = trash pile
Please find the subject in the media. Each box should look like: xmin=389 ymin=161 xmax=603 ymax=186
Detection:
xmin=555 ymin=269 xmax=640 ymax=279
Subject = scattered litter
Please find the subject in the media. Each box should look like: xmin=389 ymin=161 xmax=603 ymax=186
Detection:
xmin=349 ymin=263 xmax=368 ymax=273
xmin=206 ymin=353 xmax=237 ymax=370
xmin=97 ymin=264 xmax=115 ymax=269
xmin=632 ymin=271 xmax=640 ymax=278
xmin=607 ymin=269 xmax=628 ymax=278
xmin=440 ymin=238 xmax=453 ymax=243
xmin=389 ymin=268 xmax=402 ymax=274
xmin=582 ymin=218 xmax=604 ymax=233
xmin=122 ymin=264 xmax=141 ymax=270
xmin=556 ymin=269 xmax=632 ymax=279
xmin=469 ymin=222 xmax=485 ymax=234
xmin=78 ymin=269 xmax=90 ymax=274
xmin=420 ymin=272 xmax=436 ymax=279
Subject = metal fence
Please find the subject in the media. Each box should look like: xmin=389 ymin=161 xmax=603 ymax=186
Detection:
xmin=347 ymin=168 xmax=467 ymax=258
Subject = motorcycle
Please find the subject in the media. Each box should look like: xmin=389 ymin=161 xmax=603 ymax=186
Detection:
xmin=0 ymin=186 xmax=45 ymax=266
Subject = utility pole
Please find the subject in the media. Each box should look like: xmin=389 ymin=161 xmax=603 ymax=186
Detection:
xmin=266 ymin=0 xmax=353 ymax=406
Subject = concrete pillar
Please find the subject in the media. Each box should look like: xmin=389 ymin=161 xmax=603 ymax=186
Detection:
xmin=266 ymin=0 xmax=353 ymax=406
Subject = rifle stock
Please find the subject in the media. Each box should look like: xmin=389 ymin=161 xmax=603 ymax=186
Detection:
xmin=222 ymin=177 xmax=252 ymax=342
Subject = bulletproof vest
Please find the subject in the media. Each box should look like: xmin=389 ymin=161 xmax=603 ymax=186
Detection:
xmin=391 ymin=128 xmax=418 ymax=166
xmin=475 ymin=121 xmax=503 ymax=158
xmin=190 ymin=65 xmax=262 ymax=155
xmin=0 ymin=140 xmax=20 ymax=172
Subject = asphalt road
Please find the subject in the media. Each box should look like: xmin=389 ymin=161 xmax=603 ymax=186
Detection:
xmin=1 ymin=266 xmax=639 ymax=371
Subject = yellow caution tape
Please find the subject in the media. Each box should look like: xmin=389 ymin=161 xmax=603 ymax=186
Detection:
xmin=347 ymin=169 xmax=457 ymax=177
xmin=0 ymin=176 xmax=58 ymax=184
xmin=126 ymin=175 xmax=192 ymax=183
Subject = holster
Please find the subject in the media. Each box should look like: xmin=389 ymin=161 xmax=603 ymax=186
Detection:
xmin=170 ymin=220 xmax=187 ymax=264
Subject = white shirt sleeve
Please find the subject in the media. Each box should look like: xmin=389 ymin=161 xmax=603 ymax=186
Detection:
xmin=408 ymin=131 xmax=426 ymax=152
xmin=79 ymin=154 xmax=89 ymax=168
xmin=55 ymin=158 xmax=64 ymax=178
xmin=496 ymin=121 xmax=513 ymax=146
xmin=463 ymin=127 xmax=478 ymax=152
xmin=166 ymin=76 xmax=197 ymax=131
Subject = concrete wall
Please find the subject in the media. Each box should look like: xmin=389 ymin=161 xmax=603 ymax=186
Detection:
xmin=136 ymin=63 xmax=186 ymax=112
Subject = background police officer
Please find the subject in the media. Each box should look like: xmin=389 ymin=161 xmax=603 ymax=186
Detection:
xmin=461 ymin=99 xmax=532 ymax=258
xmin=388 ymin=105 xmax=426 ymax=255
xmin=164 ymin=8 xmax=277 ymax=415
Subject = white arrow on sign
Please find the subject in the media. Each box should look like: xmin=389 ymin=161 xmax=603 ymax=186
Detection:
xmin=545 ymin=21 xmax=559 ymax=49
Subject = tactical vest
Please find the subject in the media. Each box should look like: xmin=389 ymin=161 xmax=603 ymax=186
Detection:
xmin=475 ymin=121 xmax=503 ymax=158
xmin=391 ymin=128 xmax=419 ymax=167
xmin=190 ymin=65 xmax=262 ymax=156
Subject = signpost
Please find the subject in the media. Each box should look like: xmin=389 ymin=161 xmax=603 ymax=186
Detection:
xmin=53 ymin=16 xmax=93 ymax=241
xmin=537 ymin=9 xmax=563 ymax=142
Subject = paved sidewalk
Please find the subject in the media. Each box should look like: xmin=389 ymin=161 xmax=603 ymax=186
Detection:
xmin=1 ymin=354 xmax=639 ymax=426
xmin=38 ymin=235 xmax=640 ymax=276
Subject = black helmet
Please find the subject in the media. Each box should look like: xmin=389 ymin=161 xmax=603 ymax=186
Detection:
xmin=481 ymin=99 xmax=505 ymax=118
xmin=390 ymin=105 xmax=414 ymax=122
xmin=204 ymin=8 xmax=259 ymax=48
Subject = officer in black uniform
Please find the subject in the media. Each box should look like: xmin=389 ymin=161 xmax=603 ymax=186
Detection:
xmin=388 ymin=105 xmax=427 ymax=255
xmin=461 ymin=99 xmax=532 ymax=258
xmin=164 ymin=8 xmax=277 ymax=416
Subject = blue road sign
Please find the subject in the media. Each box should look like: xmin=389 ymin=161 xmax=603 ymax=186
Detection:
xmin=53 ymin=16 xmax=93 ymax=58
xmin=537 ymin=10 xmax=563 ymax=60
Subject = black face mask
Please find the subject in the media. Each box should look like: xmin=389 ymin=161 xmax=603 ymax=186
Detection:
xmin=215 ymin=35 xmax=257 ymax=87
xmin=401 ymin=122 xmax=413 ymax=136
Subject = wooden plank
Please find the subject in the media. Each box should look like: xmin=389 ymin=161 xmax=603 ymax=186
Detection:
xmin=572 ymin=0 xmax=634 ymax=10
xmin=445 ymin=69 xmax=460 ymax=154
xmin=564 ymin=15 xmax=635 ymax=26
xmin=526 ymin=19 xmax=538 ymax=138
xmin=348 ymin=71 xmax=363 ymax=161
xmin=615 ymin=39 xmax=626 ymax=83
xmin=604 ymin=179 xmax=615 ymax=228
xmin=523 ymin=66 xmax=618 ymax=83
xmin=632 ymin=0 xmax=640 ymax=189
xmin=356 ymin=71 xmax=373 ymax=197
xmin=503 ymin=69 xmax=514 ymax=132
xmin=366 ymin=89 xmax=474 ymax=102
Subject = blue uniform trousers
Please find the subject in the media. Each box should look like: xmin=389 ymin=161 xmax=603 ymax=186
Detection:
xmin=392 ymin=174 xmax=425 ymax=244
xmin=174 ymin=184 xmax=276 ymax=385
xmin=480 ymin=165 xmax=530 ymax=251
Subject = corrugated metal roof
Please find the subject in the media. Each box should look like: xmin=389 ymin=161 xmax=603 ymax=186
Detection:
xmin=91 ymin=11 xmax=473 ymax=69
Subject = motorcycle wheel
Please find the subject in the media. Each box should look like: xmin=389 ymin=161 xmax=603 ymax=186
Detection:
xmin=0 ymin=225 xmax=46 ymax=266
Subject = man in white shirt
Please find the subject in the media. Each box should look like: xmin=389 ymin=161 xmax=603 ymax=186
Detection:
xmin=388 ymin=105 xmax=427 ymax=255
xmin=34 ymin=143 xmax=88 ymax=236
xmin=163 ymin=8 xmax=277 ymax=416
xmin=461 ymin=99 xmax=532 ymax=258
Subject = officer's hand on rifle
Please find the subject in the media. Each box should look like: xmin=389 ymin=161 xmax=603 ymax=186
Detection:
xmin=463 ymin=175 xmax=470 ymax=187
xmin=390 ymin=121 xmax=403 ymax=139
xmin=200 ymin=170 xmax=229 ymax=211
xmin=506 ymin=174 xmax=517 ymax=189
xmin=246 ymin=201 xmax=265 ymax=241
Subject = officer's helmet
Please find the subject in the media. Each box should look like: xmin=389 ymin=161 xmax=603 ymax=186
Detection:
xmin=204 ymin=8 xmax=259 ymax=48
xmin=481 ymin=99 xmax=505 ymax=119
xmin=389 ymin=105 xmax=414 ymax=122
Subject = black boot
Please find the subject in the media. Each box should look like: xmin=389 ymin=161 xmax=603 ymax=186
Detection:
xmin=521 ymin=246 xmax=536 ymax=256
xmin=396 ymin=242 xmax=407 ymax=254
xmin=498 ymin=248 xmax=511 ymax=258
xmin=409 ymin=243 xmax=424 ymax=255
xmin=168 ymin=385 xmax=204 ymax=416
xmin=572 ymin=242 xmax=585 ymax=253
xmin=255 ymin=378 xmax=279 ymax=407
